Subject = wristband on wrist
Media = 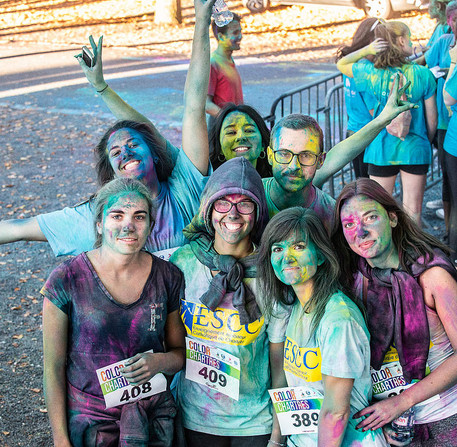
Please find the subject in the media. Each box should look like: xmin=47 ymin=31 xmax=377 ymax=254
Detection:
xmin=97 ymin=84 xmax=109 ymax=94
xmin=268 ymin=441 xmax=285 ymax=447
xmin=451 ymin=61 xmax=457 ymax=64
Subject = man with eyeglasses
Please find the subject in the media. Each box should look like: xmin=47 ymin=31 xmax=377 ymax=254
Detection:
xmin=263 ymin=79 xmax=418 ymax=234
xmin=263 ymin=114 xmax=336 ymax=233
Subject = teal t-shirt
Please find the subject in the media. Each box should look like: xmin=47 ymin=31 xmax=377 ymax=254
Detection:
xmin=281 ymin=291 xmax=387 ymax=447
xmin=444 ymin=68 xmax=457 ymax=157
xmin=170 ymin=244 xmax=287 ymax=436
xmin=37 ymin=143 xmax=209 ymax=258
xmin=343 ymin=61 xmax=377 ymax=133
xmin=352 ymin=63 xmax=436 ymax=166
xmin=425 ymin=34 xmax=454 ymax=130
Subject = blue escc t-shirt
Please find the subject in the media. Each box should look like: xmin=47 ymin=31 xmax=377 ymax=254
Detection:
xmin=343 ymin=61 xmax=377 ymax=133
xmin=352 ymin=63 xmax=436 ymax=166
xmin=444 ymin=68 xmax=457 ymax=157
xmin=273 ymin=292 xmax=387 ymax=447
xmin=37 ymin=143 xmax=210 ymax=258
xmin=425 ymin=33 xmax=455 ymax=130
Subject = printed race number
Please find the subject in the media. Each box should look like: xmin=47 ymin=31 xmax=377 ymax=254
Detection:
xmin=269 ymin=386 xmax=323 ymax=435
xmin=291 ymin=412 xmax=319 ymax=427
xmin=198 ymin=367 xmax=227 ymax=387
xmin=120 ymin=382 xmax=153 ymax=403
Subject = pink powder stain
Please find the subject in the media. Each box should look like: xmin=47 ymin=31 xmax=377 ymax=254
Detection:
xmin=332 ymin=417 xmax=346 ymax=439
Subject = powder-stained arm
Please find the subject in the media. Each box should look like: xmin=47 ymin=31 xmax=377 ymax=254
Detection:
xmin=43 ymin=298 xmax=72 ymax=447
xmin=76 ymin=35 xmax=168 ymax=153
xmin=318 ymin=375 xmax=353 ymax=447
xmin=313 ymin=74 xmax=418 ymax=189
xmin=0 ymin=217 xmax=47 ymax=244
xmin=336 ymin=39 xmax=388 ymax=78
xmin=181 ymin=0 xmax=214 ymax=175
xmin=269 ymin=342 xmax=288 ymax=446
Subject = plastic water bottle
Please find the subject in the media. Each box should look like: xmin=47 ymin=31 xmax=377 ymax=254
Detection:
xmin=212 ymin=0 xmax=233 ymax=27
xmin=390 ymin=407 xmax=415 ymax=443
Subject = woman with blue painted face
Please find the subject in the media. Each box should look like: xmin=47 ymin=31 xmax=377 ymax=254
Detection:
xmin=337 ymin=20 xmax=437 ymax=226
xmin=257 ymin=207 xmax=387 ymax=447
xmin=0 ymin=0 xmax=214 ymax=261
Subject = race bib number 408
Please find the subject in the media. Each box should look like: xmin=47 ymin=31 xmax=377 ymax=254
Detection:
xmin=269 ymin=386 xmax=323 ymax=435
xmin=185 ymin=337 xmax=241 ymax=400
xmin=96 ymin=353 xmax=167 ymax=409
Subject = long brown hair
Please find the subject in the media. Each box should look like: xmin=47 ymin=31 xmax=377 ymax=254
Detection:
xmin=257 ymin=207 xmax=342 ymax=335
xmin=373 ymin=21 xmax=411 ymax=69
xmin=331 ymin=179 xmax=450 ymax=291
xmin=336 ymin=18 xmax=378 ymax=62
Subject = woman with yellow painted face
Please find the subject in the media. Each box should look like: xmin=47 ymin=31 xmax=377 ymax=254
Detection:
xmin=208 ymin=103 xmax=273 ymax=178
xmin=257 ymin=207 xmax=388 ymax=447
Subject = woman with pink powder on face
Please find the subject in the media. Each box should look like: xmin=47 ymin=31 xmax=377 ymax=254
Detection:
xmin=332 ymin=178 xmax=457 ymax=446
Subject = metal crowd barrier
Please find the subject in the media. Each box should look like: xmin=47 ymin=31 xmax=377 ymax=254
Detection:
xmin=265 ymin=72 xmax=442 ymax=199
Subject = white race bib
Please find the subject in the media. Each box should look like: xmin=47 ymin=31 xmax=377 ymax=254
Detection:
xmin=269 ymin=386 xmax=323 ymax=435
xmin=185 ymin=337 xmax=240 ymax=400
xmin=96 ymin=353 xmax=167 ymax=409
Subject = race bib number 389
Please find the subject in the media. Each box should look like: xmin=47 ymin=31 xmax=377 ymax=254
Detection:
xmin=185 ymin=337 xmax=240 ymax=400
xmin=269 ymin=386 xmax=323 ymax=435
xmin=96 ymin=353 xmax=167 ymax=409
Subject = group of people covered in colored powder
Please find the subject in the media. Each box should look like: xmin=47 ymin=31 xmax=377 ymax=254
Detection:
xmin=1 ymin=0 xmax=457 ymax=446
xmin=336 ymin=0 xmax=457 ymax=273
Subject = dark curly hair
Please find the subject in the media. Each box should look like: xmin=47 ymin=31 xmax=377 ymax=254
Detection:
xmin=94 ymin=120 xmax=174 ymax=186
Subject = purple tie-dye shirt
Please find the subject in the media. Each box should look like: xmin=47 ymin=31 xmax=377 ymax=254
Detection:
xmin=40 ymin=252 xmax=183 ymax=397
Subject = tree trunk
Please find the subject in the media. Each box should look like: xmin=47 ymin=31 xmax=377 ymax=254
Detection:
xmin=154 ymin=0 xmax=182 ymax=25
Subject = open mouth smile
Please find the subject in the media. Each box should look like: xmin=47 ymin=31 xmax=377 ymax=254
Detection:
xmin=233 ymin=146 xmax=250 ymax=153
xmin=222 ymin=222 xmax=243 ymax=231
xmin=121 ymin=160 xmax=140 ymax=171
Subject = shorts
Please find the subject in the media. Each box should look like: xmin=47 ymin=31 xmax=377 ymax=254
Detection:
xmin=368 ymin=164 xmax=429 ymax=177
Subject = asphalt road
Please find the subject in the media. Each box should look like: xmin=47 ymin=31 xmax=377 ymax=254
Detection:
xmin=0 ymin=42 xmax=336 ymax=133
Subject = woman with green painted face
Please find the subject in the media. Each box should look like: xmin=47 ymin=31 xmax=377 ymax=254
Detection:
xmin=337 ymin=20 xmax=437 ymax=226
xmin=208 ymin=103 xmax=273 ymax=178
xmin=257 ymin=207 xmax=387 ymax=447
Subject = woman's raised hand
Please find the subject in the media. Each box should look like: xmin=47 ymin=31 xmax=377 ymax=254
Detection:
xmin=194 ymin=0 xmax=216 ymax=25
xmin=379 ymin=73 xmax=418 ymax=123
xmin=75 ymin=35 xmax=108 ymax=92
xmin=368 ymin=38 xmax=389 ymax=55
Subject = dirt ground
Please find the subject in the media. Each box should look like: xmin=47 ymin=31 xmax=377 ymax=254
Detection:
xmin=0 ymin=0 xmax=446 ymax=446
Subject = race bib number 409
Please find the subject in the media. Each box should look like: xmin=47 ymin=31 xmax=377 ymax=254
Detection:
xmin=96 ymin=354 xmax=167 ymax=409
xmin=269 ymin=386 xmax=323 ymax=435
xmin=185 ymin=337 xmax=240 ymax=400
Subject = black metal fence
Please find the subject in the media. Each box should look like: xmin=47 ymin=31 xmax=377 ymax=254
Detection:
xmin=265 ymin=72 xmax=442 ymax=199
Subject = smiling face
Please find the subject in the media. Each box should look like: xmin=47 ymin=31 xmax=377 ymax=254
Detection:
xmin=107 ymin=128 xmax=158 ymax=188
xmin=268 ymin=127 xmax=323 ymax=193
xmin=220 ymin=111 xmax=263 ymax=165
xmin=340 ymin=195 xmax=399 ymax=268
xmin=270 ymin=233 xmax=323 ymax=287
xmin=97 ymin=191 xmax=151 ymax=256
xmin=218 ymin=20 xmax=242 ymax=51
xmin=211 ymin=193 xmax=255 ymax=250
